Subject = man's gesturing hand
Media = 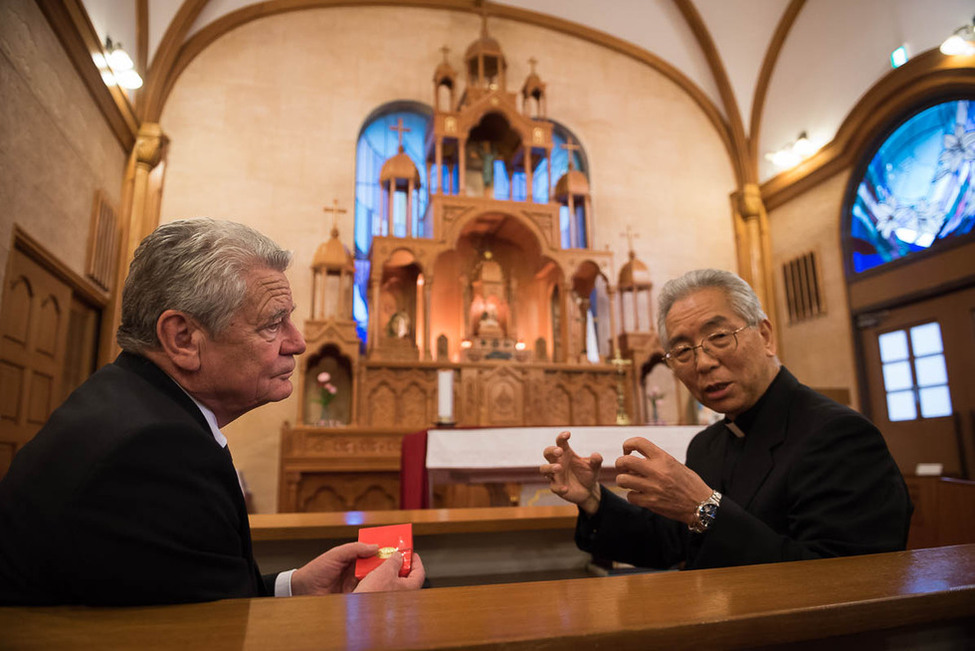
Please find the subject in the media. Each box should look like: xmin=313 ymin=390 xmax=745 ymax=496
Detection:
xmin=540 ymin=431 xmax=603 ymax=515
xmin=615 ymin=437 xmax=712 ymax=525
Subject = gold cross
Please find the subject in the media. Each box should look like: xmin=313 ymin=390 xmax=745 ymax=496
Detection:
xmin=389 ymin=117 xmax=411 ymax=149
xmin=322 ymin=199 xmax=347 ymax=233
xmin=560 ymin=137 xmax=580 ymax=170
xmin=440 ymin=45 xmax=450 ymax=63
xmin=620 ymin=224 xmax=639 ymax=253
xmin=528 ymin=57 xmax=537 ymax=73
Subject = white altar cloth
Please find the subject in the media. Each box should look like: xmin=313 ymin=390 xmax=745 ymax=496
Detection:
xmin=426 ymin=425 xmax=702 ymax=471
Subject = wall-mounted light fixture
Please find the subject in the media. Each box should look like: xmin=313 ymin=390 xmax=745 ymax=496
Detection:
xmin=941 ymin=15 xmax=975 ymax=56
xmin=92 ymin=37 xmax=143 ymax=90
xmin=764 ymin=131 xmax=819 ymax=170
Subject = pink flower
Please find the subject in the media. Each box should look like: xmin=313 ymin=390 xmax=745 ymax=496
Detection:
xmin=317 ymin=372 xmax=331 ymax=385
xmin=326 ymin=384 xmax=337 ymax=395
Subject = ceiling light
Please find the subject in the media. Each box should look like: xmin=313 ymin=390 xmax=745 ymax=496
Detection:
xmin=940 ymin=16 xmax=975 ymax=56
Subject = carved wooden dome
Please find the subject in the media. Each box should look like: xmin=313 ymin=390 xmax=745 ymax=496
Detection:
xmin=312 ymin=227 xmax=354 ymax=271
xmin=555 ymin=169 xmax=590 ymax=199
xmin=380 ymin=147 xmax=421 ymax=187
xmin=618 ymin=251 xmax=652 ymax=289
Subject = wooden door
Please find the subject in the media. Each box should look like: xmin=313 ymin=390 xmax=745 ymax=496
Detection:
xmin=859 ymin=287 xmax=975 ymax=478
xmin=0 ymin=249 xmax=73 ymax=478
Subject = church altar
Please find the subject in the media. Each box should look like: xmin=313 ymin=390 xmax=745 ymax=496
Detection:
xmin=279 ymin=16 xmax=678 ymax=514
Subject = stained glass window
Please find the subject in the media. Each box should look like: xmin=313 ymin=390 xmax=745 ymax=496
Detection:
xmin=848 ymin=99 xmax=975 ymax=273
xmin=353 ymin=105 xmax=431 ymax=342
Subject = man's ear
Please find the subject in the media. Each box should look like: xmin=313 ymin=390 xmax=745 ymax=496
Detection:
xmin=156 ymin=310 xmax=204 ymax=372
xmin=757 ymin=318 xmax=776 ymax=356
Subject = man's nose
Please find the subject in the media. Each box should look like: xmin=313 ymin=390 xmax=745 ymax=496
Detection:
xmin=694 ymin=345 xmax=720 ymax=370
xmin=284 ymin=320 xmax=306 ymax=355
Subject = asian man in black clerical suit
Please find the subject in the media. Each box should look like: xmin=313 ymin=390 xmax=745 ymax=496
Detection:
xmin=541 ymin=268 xmax=912 ymax=570
xmin=0 ymin=218 xmax=424 ymax=606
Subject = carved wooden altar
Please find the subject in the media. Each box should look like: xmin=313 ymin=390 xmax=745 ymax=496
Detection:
xmin=279 ymin=14 xmax=665 ymax=512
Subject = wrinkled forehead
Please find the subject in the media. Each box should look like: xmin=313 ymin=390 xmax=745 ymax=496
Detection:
xmin=244 ymin=268 xmax=294 ymax=315
xmin=664 ymin=288 xmax=737 ymax=339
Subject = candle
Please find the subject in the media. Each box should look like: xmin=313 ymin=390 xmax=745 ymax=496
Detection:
xmin=437 ymin=369 xmax=454 ymax=423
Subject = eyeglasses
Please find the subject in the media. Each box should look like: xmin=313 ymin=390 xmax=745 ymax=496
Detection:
xmin=663 ymin=325 xmax=753 ymax=367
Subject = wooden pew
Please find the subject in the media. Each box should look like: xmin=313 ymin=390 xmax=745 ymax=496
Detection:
xmin=2 ymin=545 xmax=973 ymax=649
xmin=250 ymin=506 xmax=588 ymax=586
xmin=906 ymin=476 xmax=975 ymax=549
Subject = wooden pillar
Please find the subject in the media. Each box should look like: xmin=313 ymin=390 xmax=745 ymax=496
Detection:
xmin=607 ymin=285 xmax=618 ymax=353
xmin=733 ymin=183 xmax=778 ymax=339
xmin=423 ymin=276 xmax=433 ymax=361
xmin=584 ymin=196 xmax=593 ymax=249
xmin=406 ymin=181 xmax=413 ymax=238
xmin=524 ymin=143 xmax=533 ymax=202
xmin=562 ymin=282 xmax=574 ymax=363
xmin=632 ymin=286 xmax=641 ymax=332
xmin=459 ymin=138 xmax=467 ymax=196
xmin=101 ymin=123 xmax=167 ymax=365
xmin=567 ymin=195 xmax=578 ymax=248
xmin=368 ymin=278 xmax=379 ymax=352
xmin=435 ymin=138 xmax=443 ymax=195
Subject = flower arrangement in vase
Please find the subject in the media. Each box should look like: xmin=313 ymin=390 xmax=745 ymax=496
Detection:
xmin=314 ymin=371 xmax=338 ymax=425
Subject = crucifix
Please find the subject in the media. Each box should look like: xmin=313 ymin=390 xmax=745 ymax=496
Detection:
xmin=621 ymin=224 xmax=640 ymax=258
xmin=322 ymin=198 xmax=347 ymax=237
xmin=528 ymin=56 xmax=538 ymax=74
xmin=440 ymin=45 xmax=450 ymax=64
xmin=560 ymin=137 xmax=581 ymax=171
xmin=390 ymin=117 xmax=411 ymax=151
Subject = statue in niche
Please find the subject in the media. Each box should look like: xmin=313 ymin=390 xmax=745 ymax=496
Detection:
xmin=466 ymin=141 xmax=496 ymax=197
xmin=387 ymin=311 xmax=411 ymax=339
xmin=470 ymin=257 xmax=507 ymax=338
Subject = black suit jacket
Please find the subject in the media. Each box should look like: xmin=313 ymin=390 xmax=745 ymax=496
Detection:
xmin=0 ymin=352 xmax=274 ymax=605
xmin=576 ymin=367 xmax=913 ymax=570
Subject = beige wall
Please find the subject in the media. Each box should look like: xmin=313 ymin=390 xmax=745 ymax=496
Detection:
xmin=158 ymin=6 xmax=738 ymax=512
xmin=767 ymin=170 xmax=861 ymax=409
xmin=0 ymin=0 xmax=126 ymax=290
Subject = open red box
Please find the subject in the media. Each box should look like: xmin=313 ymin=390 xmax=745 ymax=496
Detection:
xmin=355 ymin=523 xmax=413 ymax=580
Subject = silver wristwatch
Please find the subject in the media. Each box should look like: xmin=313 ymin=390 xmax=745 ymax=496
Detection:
xmin=689 ymin=490 xmax=722 ymax=534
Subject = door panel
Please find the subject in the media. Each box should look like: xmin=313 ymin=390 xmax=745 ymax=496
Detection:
xmin=859 ymin=287 xmax=975 ymax=478
xmin=0 ymin=250 xmax=72 ymax=479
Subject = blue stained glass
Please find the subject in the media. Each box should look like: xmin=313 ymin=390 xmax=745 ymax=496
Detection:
xmin=848 ymin=100 xmax=975 ymax=273
xmin=353 ymin=107 xmax=430 ymax=344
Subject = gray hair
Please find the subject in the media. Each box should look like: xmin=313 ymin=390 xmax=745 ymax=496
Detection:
xmin=656 ymin=269 xmax=767 ymax=347
xmin=116 ymin=218 xmax=292 ymax=353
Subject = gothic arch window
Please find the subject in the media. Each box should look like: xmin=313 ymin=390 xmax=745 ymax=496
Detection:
xmin=845 ymin=99 xmax=975 ymax=275
xmin=353 ymin=102 xmax=432 ymax=341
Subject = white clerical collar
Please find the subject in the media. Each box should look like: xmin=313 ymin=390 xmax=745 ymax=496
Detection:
xmin=726 ymin=421 xmax=746 ymax=439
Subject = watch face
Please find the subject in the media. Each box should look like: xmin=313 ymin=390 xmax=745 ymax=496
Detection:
xmin=699 ymin=502 xmax=718 ymax=522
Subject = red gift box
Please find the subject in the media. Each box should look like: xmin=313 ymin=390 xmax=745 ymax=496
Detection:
xmin=355 ymin=523 xmax=413 ymax=580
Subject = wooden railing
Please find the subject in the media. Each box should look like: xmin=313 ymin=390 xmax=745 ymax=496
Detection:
xmin=2 ymin=545 xmax=973 ymax=649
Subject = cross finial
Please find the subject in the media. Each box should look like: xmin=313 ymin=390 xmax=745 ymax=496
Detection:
xmin=476 ymin=0 xmax=489 ymax=36
xmin=440 ymin=45 xmax=450 ymax=63
xmin=621 ymin=224 xmax=639 ymax=258
xmin=389 ymin=117 xmax=411 ymax=151
xmin=560 ymin=137 xmax=580 ymax=171
xmin=323 ymin=199 xmax=347 ymax=237
xmin=528 ymin=57 xmax=538 ymax=73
